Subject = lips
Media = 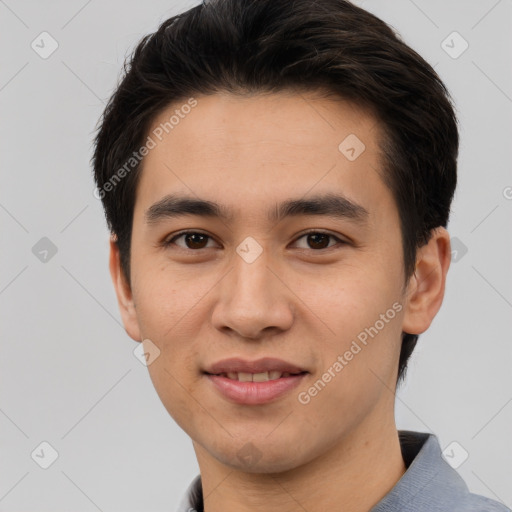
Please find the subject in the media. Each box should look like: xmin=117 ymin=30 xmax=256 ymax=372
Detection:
xmin=203 ymin=356 xmax=307 ymax=376
xmin=203 ymin=357 xmax=309 ymax=404
xmin=205 ymin=372 xmax=308 ymax=405
xmin=218 ymin=370 xmax=299 ymax=382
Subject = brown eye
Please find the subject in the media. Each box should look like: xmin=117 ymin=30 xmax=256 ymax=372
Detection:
xmin=306 ymin=233 xmax=330 ymax=249
xmin=164 ymin=231 xmax=216 ymax=250
xmin=183 ymin=233 xmax=209 ymax=249
xmin=293 ymin=231 xmax=344 ymax=250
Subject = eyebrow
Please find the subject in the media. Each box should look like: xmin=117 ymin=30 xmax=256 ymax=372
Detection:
xmin=145 ymin=193 xmax=369 ymax=226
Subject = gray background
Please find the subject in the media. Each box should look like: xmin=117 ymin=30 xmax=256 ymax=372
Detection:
xmin=1 ymin=0 xmax=511 ymax=510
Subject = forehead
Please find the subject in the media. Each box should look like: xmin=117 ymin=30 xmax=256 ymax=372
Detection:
xmin=134 ymin=91 xmax=392 ymax=225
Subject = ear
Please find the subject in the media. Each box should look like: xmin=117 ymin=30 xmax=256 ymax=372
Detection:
xmin=401 ymin=227 xmax=451 ymax=335
xmin=109 ymin=236 xmax=142 ymax=342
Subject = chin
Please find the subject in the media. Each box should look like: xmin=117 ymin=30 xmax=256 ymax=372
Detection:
xmin=212 ymin=438 xmax=309 ymax=474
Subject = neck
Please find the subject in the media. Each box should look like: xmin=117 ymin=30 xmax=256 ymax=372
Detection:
xmin=194 ymin=415 xmax=406 ymax=512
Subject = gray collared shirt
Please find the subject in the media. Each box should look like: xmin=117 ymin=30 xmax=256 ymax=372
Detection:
xmin=176 ymin=430 xmax=509 ymax=511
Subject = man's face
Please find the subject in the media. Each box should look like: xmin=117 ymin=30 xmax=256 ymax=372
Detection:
xmin=119 ymin=92 xmax=411 ymax=472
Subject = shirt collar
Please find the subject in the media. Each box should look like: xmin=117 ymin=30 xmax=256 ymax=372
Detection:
xmin=176 ymin=430 xmax=474 ymax=512
xmin=370 ymin=430 xmax=471 ymax=511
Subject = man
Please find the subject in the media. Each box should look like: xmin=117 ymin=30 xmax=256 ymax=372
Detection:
xmin=92 ymin=0 xmax=508 ymax=510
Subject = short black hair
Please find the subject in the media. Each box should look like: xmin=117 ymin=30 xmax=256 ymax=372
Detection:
xmin=92 ymin=0 xmax=459 ymax=385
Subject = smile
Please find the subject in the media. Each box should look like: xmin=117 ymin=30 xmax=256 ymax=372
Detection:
xmin=205 ymin=371 xmax=308 ymax=405
xmin=215 ymin=371 xmax=304 ymax=382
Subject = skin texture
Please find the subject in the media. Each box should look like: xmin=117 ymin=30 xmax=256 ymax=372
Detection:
xmin=109 ymin=91 xmax=451 ymax=512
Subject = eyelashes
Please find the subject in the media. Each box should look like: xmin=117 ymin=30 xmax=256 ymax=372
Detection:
xmin=162 ymin=230 xmax=347 ymax=252
xmin=163 ymin=231 xmax=216 ymax=250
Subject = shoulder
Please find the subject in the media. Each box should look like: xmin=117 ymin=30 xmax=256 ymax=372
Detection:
xmin=386 ymin=431 xmax=510 ymax=512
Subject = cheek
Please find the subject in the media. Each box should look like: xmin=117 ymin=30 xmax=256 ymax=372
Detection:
xmin=298 ymin=313 xmax=403 ymax=439
xmin=302 ymin=263 xmax=404 ymax=397
xmin=145 ymin=355 xmax=200 ymax=432
xmin=308 ymin=263 xmax=400 ymax=340
xmin=130 ymin=267 xmax=205 ymax=402
xmin=131 ymin=257 xmax=211 ymax=339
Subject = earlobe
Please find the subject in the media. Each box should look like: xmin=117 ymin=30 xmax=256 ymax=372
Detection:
xmin=108 ymin=236 xmax=142 ymax=342
xmin=401 ymin=227 xmax=451 ymax=335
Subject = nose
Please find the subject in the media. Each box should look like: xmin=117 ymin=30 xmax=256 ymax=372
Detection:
xmin=211 ymin=248 xmax=294 ymax=340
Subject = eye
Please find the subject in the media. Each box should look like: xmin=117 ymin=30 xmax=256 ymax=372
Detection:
xmin=163 ymin=231 xmax=218 ymax=250
xmin=292 ymin=230 xmax=346 ymax=250
xmin=161 ymin=230 xmax=346 ymax=251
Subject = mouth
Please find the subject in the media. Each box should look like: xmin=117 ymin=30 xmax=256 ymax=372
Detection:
xmin=202 ymin=358 xmax=309 ymax=405
xmin=204 ymin=370 xmax=307 ymax=381
xmin=203 ymin=356 xmax=308 ymax=376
